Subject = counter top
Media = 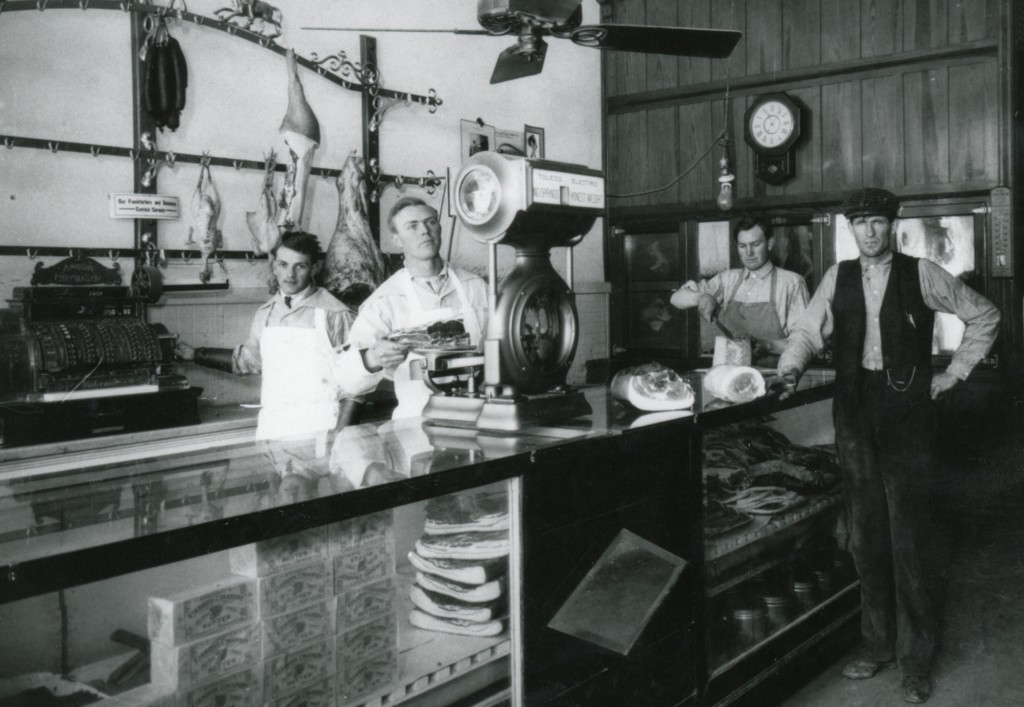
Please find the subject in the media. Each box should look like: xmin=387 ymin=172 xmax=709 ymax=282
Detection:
xmin=0 ymin=368 xmax=834 ymax=603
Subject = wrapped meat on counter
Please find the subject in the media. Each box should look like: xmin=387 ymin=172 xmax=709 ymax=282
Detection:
xmin=414 ymin=530 xmax=509 ymax=561
xmin=703 ymin=365 xmax=766 ymax=404
xmin=610 ymin=363 xmax=695 ymax=411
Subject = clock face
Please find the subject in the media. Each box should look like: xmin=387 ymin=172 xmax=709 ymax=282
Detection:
xmin=749 ymin=100 xmax=795 ymax=149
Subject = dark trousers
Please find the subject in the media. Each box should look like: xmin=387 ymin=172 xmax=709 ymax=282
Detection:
xmin=834 ymin=368 xmax=940 ymax=677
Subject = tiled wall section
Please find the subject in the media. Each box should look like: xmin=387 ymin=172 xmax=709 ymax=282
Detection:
xmin=149 ymin=283 xmax=611 ymax=406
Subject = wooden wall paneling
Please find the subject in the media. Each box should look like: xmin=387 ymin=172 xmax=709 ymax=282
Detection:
xmin=784 ymin=85 xmax=823 ymax=195
xmin=903 ymin=68 xmax=950 ymax=186
xmin=820 ymin=81 xmax=863 ymax=191
xmin=711 ymin=0 xmax=746 ymax=82
xmin=607 ymin=101 xmax=620 ymax=194
xmin=821 ymin=0 xmax=862 ymax=64
xmin=740 ymin=94 xmax=769 ymax=200
xmin=676 ymin=101 xmax=714 ymax=204
xmin=613 ymin=0 xmax=648 ymax=97
xmin=646 ymin=0 xmax=679 ymax=90
xmin=903 ymin=0 xmax=949 ymax=51
xmin=860 ymin=74 xmax=904 ymax=187
xmin=648 ymin=106 xmax=681 ymax=205
xmin=861 ymin=0 xmax=902 ymax=58
xmin=782 ymin=0 xmax=822 ymax=71
xmin=948 ymin=60 xmax=999 ymax=183
xmin=611 ymin=111 xmax=651 ymax=207
xmin=744 ymin=0 xmax=783 ymax=77
xmin=731 ymin=93 xmax=754 ymax=200
xmin=676 ymin=0 xmax=712 ymax=85
xmin=949 ymin=0 xmax=998 ymax=43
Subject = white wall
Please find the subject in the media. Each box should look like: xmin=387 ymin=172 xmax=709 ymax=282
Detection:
xmin=0 ymin=0 xmax=607 ymax=676
xmin=0 ymin=1 xmax=608 ymax=403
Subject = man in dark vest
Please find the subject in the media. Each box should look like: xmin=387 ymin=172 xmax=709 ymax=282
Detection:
xmin=775 ymin=188 xmax=1000 ymax=704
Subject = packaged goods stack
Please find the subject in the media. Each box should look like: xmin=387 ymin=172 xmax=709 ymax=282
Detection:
xmin=407 ymin=491 xmax=510 ymax=638
xmin=147 ymin=576 xmax=264 ymax=706
xmin=330 ymin=510 xmax=400 ymax=706
xmin=230 ymin=526 xmax=337 ymax=707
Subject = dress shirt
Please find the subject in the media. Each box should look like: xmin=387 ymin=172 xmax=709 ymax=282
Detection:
xmin=779 ymin=253 xmax=1001 ymax=380
xmin=234 ymin=286 xmax=354 ymax=375
xmin=688 ymin=262 xmax=810 ymax=336
xmin=334 ymin=263 xmax=489 ymax=397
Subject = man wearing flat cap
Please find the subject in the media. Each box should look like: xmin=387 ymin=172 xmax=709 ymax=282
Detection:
xmin=775 ymin=188 xmax=1000 ymax=704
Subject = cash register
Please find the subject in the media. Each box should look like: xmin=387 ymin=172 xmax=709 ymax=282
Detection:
xmin=0 ymin=253 xmax=199 ymax=447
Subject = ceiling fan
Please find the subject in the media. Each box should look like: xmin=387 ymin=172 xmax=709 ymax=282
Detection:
xmin=305 ymin=0 xmax=742 ymax=84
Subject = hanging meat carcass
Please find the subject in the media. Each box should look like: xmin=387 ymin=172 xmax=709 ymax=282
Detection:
xmin=245 ymin=151 xmax=280 ymax=255
xmin=277 ymin=48 xmax=320 ymax=232
xmin=185 ymin=160 xmax=223 ymax=284
xmin=321 ymin=151 xmax=387 ymax=308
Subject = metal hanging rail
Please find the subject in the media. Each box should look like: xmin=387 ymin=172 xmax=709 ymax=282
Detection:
xmin=0 ymin=133 xmax=446 ymax=192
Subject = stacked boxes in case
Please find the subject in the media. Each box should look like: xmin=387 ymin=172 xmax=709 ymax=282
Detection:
xmin=407 ymin=491 xmax=510 ymax=638
xmin=330 ymin=510 xmax=400 ymax=706
xmin=147 ymin=576 xmax=264 ymax=707
xmin=230 ymin=526 xmax=338 ymax=707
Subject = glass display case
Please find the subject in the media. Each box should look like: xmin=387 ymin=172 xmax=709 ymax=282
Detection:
xmin=0 ymin=389 xmax=704 ymax=707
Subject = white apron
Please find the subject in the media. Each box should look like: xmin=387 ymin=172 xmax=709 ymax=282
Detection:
xmin=391 ymin=268 xmax=482 ymax=419
xmin=256 ymin=307 xmax=341 ymax=442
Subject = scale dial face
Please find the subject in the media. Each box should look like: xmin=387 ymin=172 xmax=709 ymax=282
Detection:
xmin=494 ymin=263 xmax=578 ymax=395
xmin=747 ymin=100 xmax=796 ymax=150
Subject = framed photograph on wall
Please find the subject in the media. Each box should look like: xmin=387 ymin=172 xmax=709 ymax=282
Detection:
xmin=461 ymin=119 xmax=496 ymax=162
xmin=524 ymin=124 xmax=545 ymax=159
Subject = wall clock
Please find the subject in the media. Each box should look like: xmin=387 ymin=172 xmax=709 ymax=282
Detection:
xmin=744 ymin=92 xmax=802 ymax=185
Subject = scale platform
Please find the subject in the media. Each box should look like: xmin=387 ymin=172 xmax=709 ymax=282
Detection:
xmin=423 ymin=389 xmax=591 ymax=433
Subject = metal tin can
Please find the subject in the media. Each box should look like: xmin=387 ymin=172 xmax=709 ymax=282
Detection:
xmin=732 ymin=606 xmax=767 ymax=652
xmin=792 ymin=580 xmax=817 ymax=613
xmin=762 ymin=594 xmax=792 ymax=632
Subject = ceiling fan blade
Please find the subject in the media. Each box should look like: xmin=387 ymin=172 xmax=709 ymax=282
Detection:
xmin=490 ymin=39 xmax=548 ymax=84
xmin=572 ymin=24 xmax=742 ymax=59
xmin=506 ymin=0 xmax=582 ymax=24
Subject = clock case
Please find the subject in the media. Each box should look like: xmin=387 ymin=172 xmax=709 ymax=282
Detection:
xmin=744 ymin=92 xmax=803 ymax=186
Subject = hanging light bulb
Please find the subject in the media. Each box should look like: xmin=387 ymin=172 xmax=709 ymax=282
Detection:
xmin=717 ymin=151 xmax=735 ymax=211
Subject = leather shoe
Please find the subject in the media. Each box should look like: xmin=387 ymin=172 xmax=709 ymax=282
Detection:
xmin=902 ymin=675 xmax=931 ymax=703
xmin=841 ymin=656 xmax=893 ymax=679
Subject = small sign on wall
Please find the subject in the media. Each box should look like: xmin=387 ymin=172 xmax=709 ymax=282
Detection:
xmin=108 ymin=193 xmax=180 ymax=219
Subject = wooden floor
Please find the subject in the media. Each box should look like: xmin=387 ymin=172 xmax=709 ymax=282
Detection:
xmin=781 ymin=405 xmax=1024 ymax=707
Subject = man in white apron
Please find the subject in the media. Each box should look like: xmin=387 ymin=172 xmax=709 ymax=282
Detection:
xmin=334 ymin=197 xmax=487 ymax=420
xmin=176 ymin=232 xmax=355 ymax=480
xmin=670 ymin=215 xmax=810 ymax=367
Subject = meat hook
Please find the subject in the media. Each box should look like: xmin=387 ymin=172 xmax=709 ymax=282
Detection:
xmin=47 ymin=141 xmax=60 ymax=153
xmin=26 ymin=249 xmax=37 ymax=260
xmin=3 ymin=137 xmax=15 ymax=149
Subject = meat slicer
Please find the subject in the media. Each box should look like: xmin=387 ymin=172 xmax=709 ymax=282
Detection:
xmin=420 ymin=151 xmax=604 ymax=431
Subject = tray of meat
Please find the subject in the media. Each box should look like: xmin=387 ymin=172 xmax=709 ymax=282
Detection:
xmin=384 ymin=320 xmax=472 ymax=352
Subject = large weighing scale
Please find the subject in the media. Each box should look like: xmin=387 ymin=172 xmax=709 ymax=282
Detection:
xmin=420 ymin=151 xmax=604 ymax=431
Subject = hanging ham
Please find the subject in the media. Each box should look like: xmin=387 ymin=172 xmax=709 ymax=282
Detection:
xmin=277 ymin=48 xmax=320 ymax=232
xmin=321 ymin=151 xmax=387 ymax=308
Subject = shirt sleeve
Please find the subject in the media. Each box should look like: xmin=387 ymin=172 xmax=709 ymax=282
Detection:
xmin=331 ymin=295 xmax=393 ymax=397
xmin=918 ymin=260 xmax=1001 ymax=380
xmin=778 ymin=265 xmax=837 ymax=376
xmin=694 ymin=272 xmax=726 ymax=302
xmin=233 ymin=309 xmax=265 ymax=375
xmin=780 ymin=275 xmax=811 ymax=337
